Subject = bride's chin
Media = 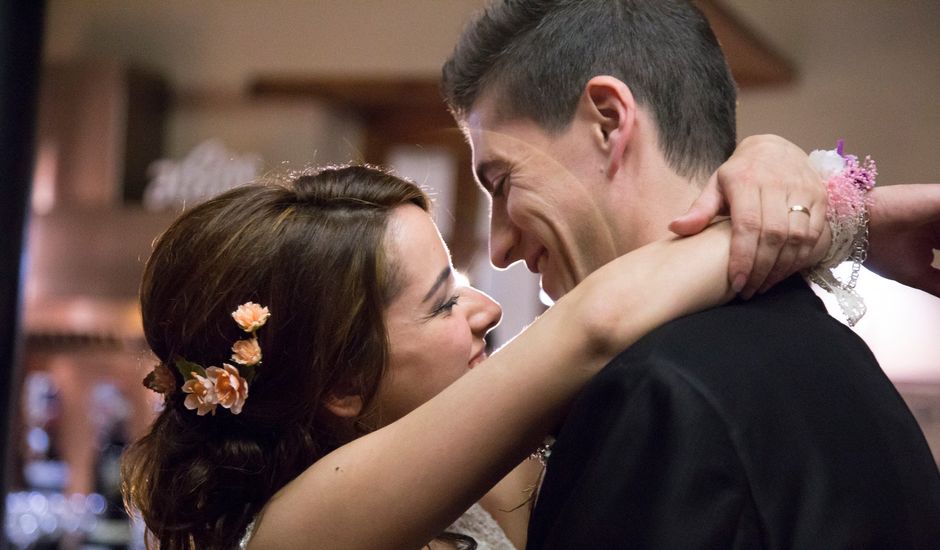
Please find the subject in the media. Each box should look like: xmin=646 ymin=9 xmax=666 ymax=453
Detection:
xmin=469 ymin=351 xmax=487 ymax=369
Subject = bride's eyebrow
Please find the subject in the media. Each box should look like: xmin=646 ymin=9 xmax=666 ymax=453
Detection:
xmin=422 ymin=266 xmax=452 ymax=303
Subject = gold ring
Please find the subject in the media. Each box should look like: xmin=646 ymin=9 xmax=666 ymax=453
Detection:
xmin=788 ymin=205 xmax=811 ymax=216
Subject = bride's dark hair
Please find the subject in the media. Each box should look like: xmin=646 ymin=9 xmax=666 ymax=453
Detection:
xmin=122 ymin=165 xmax=466 ymax=548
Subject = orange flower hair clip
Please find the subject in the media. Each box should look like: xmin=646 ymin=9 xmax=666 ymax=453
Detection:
xmin=143 ymin=302 xmax=270 ymax=416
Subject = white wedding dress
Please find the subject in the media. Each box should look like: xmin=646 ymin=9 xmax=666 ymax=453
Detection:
xmin=446 ymin=503 xmax=517 ymax=550
xmin=239 ymin=503 xmax=516 ymax=549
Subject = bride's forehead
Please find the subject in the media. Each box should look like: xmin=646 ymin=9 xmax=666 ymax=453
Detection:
xmin=387 ymin=206 xmax=445 ymax=249
xmin=385 ymin=206 xmax=450 ymax=278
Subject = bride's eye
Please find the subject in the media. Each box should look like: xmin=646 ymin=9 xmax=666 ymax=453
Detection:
xmin=432 ymin=294 xmax=461 ymax=316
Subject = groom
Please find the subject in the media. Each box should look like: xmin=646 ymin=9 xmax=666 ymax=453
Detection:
xmin=442 ymin=1 xmax=940 ymax=548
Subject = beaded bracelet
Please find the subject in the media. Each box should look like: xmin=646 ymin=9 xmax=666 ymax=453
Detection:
xmin=806 ymin=140 xmax=877 ymax=326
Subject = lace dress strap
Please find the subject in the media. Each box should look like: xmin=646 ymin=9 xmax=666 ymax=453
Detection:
xmin=237 ymin=518 xmax=256 ymax=549
xmin=446 ymin=503 xmax=517 ymax=550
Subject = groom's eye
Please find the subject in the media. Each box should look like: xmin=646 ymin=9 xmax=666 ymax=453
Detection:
xmin=493 ymin=175 xmax=509 ymax=198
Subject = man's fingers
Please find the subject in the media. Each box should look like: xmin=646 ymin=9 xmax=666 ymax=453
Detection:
xmin=669 ymin=174 xmax=723 ymax=236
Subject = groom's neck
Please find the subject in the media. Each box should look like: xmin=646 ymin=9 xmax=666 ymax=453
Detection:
xmin=605 ymin=160 xmax=707 ymax=257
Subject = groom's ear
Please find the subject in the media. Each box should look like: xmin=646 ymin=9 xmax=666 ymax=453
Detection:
xmin=582 ymin=76 xmax=636 ymax=179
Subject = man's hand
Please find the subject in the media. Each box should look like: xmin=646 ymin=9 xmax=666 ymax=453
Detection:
xmin=669 ymin=135 xmax=827 ymax=298
xmin=867 ymin=184 xmax=940 ymax=297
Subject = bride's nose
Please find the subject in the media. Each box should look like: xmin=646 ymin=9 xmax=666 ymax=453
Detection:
xmin=465 ymin=287 xmax=502 ymax=336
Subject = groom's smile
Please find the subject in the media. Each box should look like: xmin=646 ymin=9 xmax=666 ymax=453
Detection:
xmin=464 ymin=93 xmax=621 ymax=300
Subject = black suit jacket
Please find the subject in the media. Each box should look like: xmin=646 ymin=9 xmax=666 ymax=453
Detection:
xmin=527 ymin=276 xmax=940 ymax=549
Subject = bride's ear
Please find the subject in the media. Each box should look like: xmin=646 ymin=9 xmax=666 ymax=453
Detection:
xmin=325 ymin=393 xmax=364 ymax=418
xmin=582 ymin=75 xmax=636 ymax=179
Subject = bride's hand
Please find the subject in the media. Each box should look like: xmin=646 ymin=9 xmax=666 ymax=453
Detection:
xmin=669 ymin=135 xmax=827 ymax=298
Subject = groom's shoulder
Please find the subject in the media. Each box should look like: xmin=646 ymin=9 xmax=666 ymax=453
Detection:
xmin=612 ymin=276 xmax=848 ymax=364
xmin=594 ymin=275 xmax=885 ymax=404
xmin=582 ymin=274 xmax=925 ymax=461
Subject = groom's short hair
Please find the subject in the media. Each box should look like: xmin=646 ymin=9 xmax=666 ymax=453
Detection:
xmin=441 ymin=0 xmax=737 ymax=179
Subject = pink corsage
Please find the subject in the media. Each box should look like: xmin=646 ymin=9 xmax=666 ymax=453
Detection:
xmin=143 ymin=301 xmax=269 ymax=415
xmin=807 ymin=140 xmax=877 ymax=326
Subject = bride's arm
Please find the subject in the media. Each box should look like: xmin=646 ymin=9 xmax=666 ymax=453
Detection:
xmin=478 ymin=457 xmax=543 ymax=548
xmin=252 ymin=223 xmax=736 ymax=550
xmin=866 ymin=183 xmax=940 ymax=297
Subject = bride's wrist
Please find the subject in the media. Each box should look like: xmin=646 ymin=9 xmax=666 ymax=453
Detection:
xmin=804 ymin=141 xmax=877 ymax=326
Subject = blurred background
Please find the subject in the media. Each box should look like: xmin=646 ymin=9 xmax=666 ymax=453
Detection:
xmin=3 ymin=1 xmax=939 ymax=547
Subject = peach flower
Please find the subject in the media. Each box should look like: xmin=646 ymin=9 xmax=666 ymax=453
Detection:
xmin=231 ymin=337 xmax=262 ymax=366
xmin=182 ymin=373 xmax=218 ymax=416
xmin=208 ymin=364 xmax=248 ymax=415
xmin=231 ymin=302 xmax=271 ymax=332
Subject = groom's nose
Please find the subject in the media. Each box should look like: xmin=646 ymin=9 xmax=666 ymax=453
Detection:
xmin=489 ymin=202 xmax=519 ymax=270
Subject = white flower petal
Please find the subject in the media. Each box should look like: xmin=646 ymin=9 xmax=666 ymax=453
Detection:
xmin=808 ymin=149 xmax=846 ymax=180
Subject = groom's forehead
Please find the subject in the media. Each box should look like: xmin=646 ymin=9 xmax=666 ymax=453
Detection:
xmin=467 ymin=124 xmax=549 ymax=176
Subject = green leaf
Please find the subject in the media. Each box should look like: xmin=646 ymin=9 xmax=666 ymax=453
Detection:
xmin=240 ymin=362 xmax=257 ymax=384
xmin=174 ymin=357 xmax=206 ymax=380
